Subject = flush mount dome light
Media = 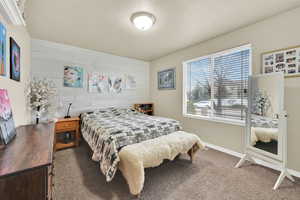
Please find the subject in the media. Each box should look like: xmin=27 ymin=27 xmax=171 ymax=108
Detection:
xmin=130 ymin=12 xmax=156 ymax=31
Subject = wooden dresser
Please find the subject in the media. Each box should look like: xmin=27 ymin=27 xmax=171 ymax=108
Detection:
xmin=0 ymin=123 xmax=55 ymax=200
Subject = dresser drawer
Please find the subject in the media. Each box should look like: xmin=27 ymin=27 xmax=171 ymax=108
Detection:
xmin=55 ymin=121 xmax=76 ymax=132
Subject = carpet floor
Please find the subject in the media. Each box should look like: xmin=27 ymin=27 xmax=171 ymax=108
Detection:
xmin=54 ymin=143 xmax=300 ymax=200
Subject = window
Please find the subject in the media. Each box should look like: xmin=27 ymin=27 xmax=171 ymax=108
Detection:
xmin=183 ymin=44 xmax=251 ymax=125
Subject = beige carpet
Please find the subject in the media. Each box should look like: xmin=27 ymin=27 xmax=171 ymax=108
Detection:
xmin=54 ymin=142 xmax=300 ymax=200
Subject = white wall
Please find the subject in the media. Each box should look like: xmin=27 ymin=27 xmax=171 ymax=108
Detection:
xmin=0 ymin=14 xmax=31 ymax=126
xmin=31 ymin=39 xmax=150 ymax=119
xmin=150 ymin=7 xmax=300 ymax=172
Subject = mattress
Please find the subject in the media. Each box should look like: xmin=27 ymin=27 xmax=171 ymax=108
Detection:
xmin=80 ymin=107 xmax=181 ymax=181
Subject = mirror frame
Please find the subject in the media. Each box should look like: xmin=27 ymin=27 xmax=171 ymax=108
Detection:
xmin=245 ymin=72 xmax=285 ymax=161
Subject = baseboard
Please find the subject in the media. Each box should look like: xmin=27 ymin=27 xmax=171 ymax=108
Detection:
xmin=204 ymin=142 xmax=300 ymax=178
xmin=204 ymin=142 xmax=244 ymax=158
xmin=288 ymin=168 xmax=300 ymax=178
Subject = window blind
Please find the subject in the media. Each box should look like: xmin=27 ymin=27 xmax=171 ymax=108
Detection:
xmin=184 ymin=45 xmax=251 ymax=122
xmin=212 ymin=49 xmax=250 ymax=120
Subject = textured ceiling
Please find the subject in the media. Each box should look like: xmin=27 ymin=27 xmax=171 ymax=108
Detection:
xmin=25 ymin=0 xmax=300 ymax=61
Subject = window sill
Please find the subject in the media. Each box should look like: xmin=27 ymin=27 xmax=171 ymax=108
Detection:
xmin=183 ymin=113 xmax=245 ymax=127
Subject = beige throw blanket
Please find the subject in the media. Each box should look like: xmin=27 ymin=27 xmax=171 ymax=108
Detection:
xmin=251 ymin=127 xmax=278 ymax=145
xmin=118 ymin=131 xmax=205 ymax=195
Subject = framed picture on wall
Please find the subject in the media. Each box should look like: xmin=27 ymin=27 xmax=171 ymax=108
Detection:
xmin=262 ymin=45 xmax=300 ymax=78
xmin=10 ymin=37 xmax=21 ymax=82
xmin=0 ymin=22 xmax=6 ymax=77
xmin=158 ymin=68 xmax=176 ymax=90
xmin=88 ymin=72 xmax=124 ymax=94
xmin=88 ymin=72 xmax=110 ymax=93
xmin=0 ymin=89 xmax=17 ymax=145
xmin=124 ymin=74 xmax=137 ymax=90
xmin=63 ymin=66 xmax=84 ymax=88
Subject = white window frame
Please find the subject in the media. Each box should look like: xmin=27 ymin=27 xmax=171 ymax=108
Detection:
xmin=182 ymin=44 xmax=252 ymax=126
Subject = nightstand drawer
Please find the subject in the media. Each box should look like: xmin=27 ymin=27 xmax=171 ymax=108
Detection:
xmin=55 ymin=117 xmax=80 ymax=151
xmin=55 ymin=121 xmax=76 ymax=132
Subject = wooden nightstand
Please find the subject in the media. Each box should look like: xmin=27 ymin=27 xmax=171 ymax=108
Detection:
xmin=55 ymin=117 xmax=80 ymax=151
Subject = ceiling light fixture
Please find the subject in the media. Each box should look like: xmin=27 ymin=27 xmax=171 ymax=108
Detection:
xmin=130 ymin=12 xmax=156 ymax=31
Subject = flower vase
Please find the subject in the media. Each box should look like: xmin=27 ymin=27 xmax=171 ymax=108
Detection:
xmin=36 ymin=106 xmax=41 ymax=124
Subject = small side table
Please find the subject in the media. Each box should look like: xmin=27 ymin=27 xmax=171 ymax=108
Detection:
xmin=55 ymin=117 xmax=80 ymax=151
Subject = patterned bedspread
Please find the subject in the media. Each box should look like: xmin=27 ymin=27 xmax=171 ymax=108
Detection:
xmin=80 ymin=107 xmax=182 ymax=181
xmin=251 ymin=114 xmax=278 ymax=128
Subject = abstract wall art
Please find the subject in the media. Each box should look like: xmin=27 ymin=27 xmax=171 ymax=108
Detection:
xmin=10 ymin=37 xmax=21 ymax=81
xmin=88 ymin=72 xmax=110 ymax=93
xmin=109 ymin=75 xmax=123 ymax=93
xmin=0 ymin=89 xmax=16 ymax=145
xmin=88 ymin=72 xmax=123 ymax=94
xmin=0 ymin=23 xmax=6 ymax=77
xmin=124 ymin=74 xmax=136 ymax=89
xmin=63 ymin=66 xmax=83 ymax=88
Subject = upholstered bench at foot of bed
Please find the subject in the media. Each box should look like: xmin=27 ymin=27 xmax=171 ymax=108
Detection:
xmin=118 ymin=131 xmax=205 ymax=196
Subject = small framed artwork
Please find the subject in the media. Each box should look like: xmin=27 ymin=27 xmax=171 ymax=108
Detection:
xmin=124 ymin=74 xmax=137 ymax=90
xmin=0 ymin=22 xmax=6 ymax=77
xmin=158 ymin=68 xmax=176 ymax=90
xmin=63 ymin=66 xmax=84 ymax=88
xmin=10 ymin=37 xmax=21 ymax=81
xmin=109 ymin=75 xmax=123 ymax=93
xmin=0 ymin=89 xmax=17 ymax=145
xmin=262 ymin=45 xmax=300 ymax=78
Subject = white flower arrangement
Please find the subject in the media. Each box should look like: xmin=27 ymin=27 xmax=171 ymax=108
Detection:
xmin=252 ymin=90 xmax=271 ymax=116
xmin=26 ymin=78 xmax=57 ymax=123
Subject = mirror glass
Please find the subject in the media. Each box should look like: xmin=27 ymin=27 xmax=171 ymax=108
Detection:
xmin=248 ymin=73 xmax=283 ymax=155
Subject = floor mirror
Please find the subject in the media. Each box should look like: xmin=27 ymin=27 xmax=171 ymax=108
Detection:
xmin=235 ymin=72 xmax=295 ymax=190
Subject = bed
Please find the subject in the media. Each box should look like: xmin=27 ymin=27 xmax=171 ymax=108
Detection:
xmin=80 ymin=107 xmax=204 ymax=195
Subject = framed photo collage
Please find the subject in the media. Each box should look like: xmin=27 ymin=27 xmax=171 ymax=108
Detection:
xmin=262 ymin=45 xmax=300 ymax=77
